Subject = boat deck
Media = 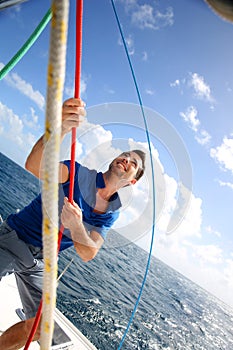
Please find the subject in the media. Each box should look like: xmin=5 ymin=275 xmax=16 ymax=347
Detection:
xmin=0 ymin=275 xmax=97 ymax=350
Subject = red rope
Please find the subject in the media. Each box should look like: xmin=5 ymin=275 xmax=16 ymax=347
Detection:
xmin=69 ymin=0 xmax=83 ymax=203
xmin=23 ymin=301 xmax=42 ymax=349
xmin=23 ymin=1 xmax=83 ymax=348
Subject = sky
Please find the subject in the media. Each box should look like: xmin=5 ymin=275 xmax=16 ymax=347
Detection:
xmin=0 ymin=0 xmax=233 ymax=309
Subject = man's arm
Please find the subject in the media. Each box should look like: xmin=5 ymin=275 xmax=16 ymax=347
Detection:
xmin=25 ymin=98 xmax=86 ymax=182
xmin=61 ymin=197 xmax=104 ymax=262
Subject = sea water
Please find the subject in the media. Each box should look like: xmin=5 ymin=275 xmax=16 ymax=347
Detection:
xmin=0 ymin=152 xmax=233 ymax=350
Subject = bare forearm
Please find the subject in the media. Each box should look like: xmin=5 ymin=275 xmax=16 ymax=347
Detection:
xmin=70 ymin=223 xmax=98 ymax=262
xmin=61 ymin=197 xmax=102 ymax=261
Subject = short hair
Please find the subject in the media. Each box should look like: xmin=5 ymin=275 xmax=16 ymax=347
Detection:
xmin=131 ymin=149 xmax=146 ymax=181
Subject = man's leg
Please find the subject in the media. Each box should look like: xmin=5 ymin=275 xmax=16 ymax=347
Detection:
xmin=14 ymin=245 xmax=44 ymax=320
xmin=4 ymin=248 xmax=44 ymax=349
xmin=0 ymin=317 xmax=41 ymax=350
xmin=0 ymin=222 xmax=44 ymax=349
xmin=0 ymin=222 xmax=19 ymax=277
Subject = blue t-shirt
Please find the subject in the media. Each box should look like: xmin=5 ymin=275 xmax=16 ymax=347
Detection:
xmin=7 ymin=161 xmax=121 ymax=251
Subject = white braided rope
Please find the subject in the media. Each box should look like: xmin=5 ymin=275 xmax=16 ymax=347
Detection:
xmin=40 ymin=1 xmax=69 ymax=349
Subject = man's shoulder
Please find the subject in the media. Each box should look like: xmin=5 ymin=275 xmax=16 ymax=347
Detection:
xmin=61 ymin=160 xmax=96 ymax=174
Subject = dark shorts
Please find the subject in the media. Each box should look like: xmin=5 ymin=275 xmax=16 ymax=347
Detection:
xmin=0 ymin=221 xmax=43 ymax=319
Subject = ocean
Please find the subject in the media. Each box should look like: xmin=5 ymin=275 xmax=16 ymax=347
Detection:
xmin=0 ymin=151 xmax=233 ymax=350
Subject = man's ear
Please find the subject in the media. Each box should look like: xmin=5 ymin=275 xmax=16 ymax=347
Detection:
xmin=130 ymin=178 xmax=137 ymax=185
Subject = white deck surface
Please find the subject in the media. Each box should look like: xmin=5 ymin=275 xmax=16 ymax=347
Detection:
xmin=0 ymin=275 xmax=97 ymax=350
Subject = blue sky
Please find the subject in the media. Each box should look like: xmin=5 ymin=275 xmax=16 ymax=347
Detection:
xmin=1 ymin=0 xmax=233 ymax=308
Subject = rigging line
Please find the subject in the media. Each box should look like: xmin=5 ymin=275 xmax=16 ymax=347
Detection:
xmin=110 ymin=1 xmax=156 ymax=349
xmin=57 ymin=258 xmax=74 ymax=283
xmin=0 ymin=9 xmax=51 ymax=80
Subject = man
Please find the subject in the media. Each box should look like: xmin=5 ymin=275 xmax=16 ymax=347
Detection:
xmin=0 ymin=98 xmax=146 ymax=349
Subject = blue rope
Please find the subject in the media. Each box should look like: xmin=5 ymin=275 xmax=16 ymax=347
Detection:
xmin=110 ymin=1 xmax=157 ymax=349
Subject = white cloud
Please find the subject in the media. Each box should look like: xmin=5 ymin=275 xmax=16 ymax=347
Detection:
xmin=132 ymin=4 xmax=174 ymax=30
xmin=225 ymin=81 xmax=232 ymax=93
xmin=26 ymin=132 xmax=37 ymax=147
xmin=119 ymin=0 xmax=137 ymax=9
xmin=0 ymin=101 xmax=38 ymax=165
xmin=145 ymin=89 xmax=155 ymax=96
xmin=80 ymin=79 xmax=87 ymax=96
xmin=115 ymin=181 xmax=149 ymax=232
xmin=218 ymin=179 xmax=233 ymax=190
xmin=170 ymin=79 xmax=180 ymax=88
xmin=0 ymin=101 xmax=23 ymax=137
xmin=117 ymin=0 xmax=174 ymax=30
xmin=191 ymin=243 xmax=223 ymax=265
xmin=180 ymin=106 xmax=200 ymax=132
xmin=23 ymin=107 xmax=41 ymax=131
xmin=195 ymin=129 xmax=211 ymax=145
xmin=210 ymin=136 xmax=233 ymax=173
xmin=102 ymin=84 xmax=116 ymax=95
xmin=205 ymin=225 xmax=221 ymax=238
xmin=65 ymin=77 xmax=88 ymax=99
xmin=2 ymin=68 xmax=45 ymax=110
xmin=223 ymin=259 xmax=233 ymax=289
xmin=171 ymin=73 xmax=214 ymax=105
xmin=160 ymin=191 xmax=202 ymax=240
xmin=60 ymin=121 xmax=116 ymax=173
xmin=118 ymin=34 xmax=135 ymax=55
xmin=177 ymin=193 xmax=202 ymax=238
xmin=180 ymin=106 xmax=211 ymax=146
xmin=189 ymin=72 xmax=214 ymax=103
xmin=122 ymin=138 xmax=199 ymax=241
xmin=106 ymin=88 xmax=115 ymax=95
xmin=125 ymin=35 xmax=135 ymax=55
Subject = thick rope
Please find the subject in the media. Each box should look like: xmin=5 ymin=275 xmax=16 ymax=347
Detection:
xmin=24 ymin=1 xmax=82 ymax=348
xmin=0 ymin=9 xmax=51 ymax=81
xmin=110 ymin=1 xmax=156 ymax=349
xmin=40 ymin=1 xmax=69 ymax=349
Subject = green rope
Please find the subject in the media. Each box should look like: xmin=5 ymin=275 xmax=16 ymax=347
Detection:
xmin=0 ymin=8 xmax=51 ymax=80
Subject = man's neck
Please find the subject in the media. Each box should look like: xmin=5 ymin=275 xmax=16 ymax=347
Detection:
xmin=94 ymin=175 xmax=116 ymax=213
xmin=97 ymin=172 xmax=117 ymax=201
xmin=93 ymin=191 xmax=110 ymax=214
xmin=94 ymin=171 xmax=123 ymax=213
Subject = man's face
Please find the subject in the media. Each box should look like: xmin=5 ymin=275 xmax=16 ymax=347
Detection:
xmin=110 ymin=151 xmax=143 ymax=185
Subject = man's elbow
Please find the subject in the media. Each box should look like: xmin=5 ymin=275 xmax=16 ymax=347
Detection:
xmin=25 ymin=158 xmax=34 ymax=173
xmin=25 ymin=159 xmax=40 ymax=178
xmin=75 ymin=246 xmax=99 ymax=262
xmin=25 ymin=158 xmax=31 ymax=171
xmin=81 ymin=255 xmax=95 ymax=263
